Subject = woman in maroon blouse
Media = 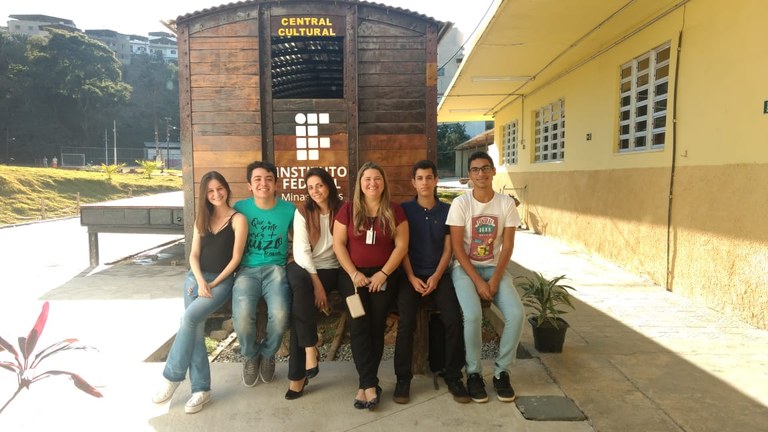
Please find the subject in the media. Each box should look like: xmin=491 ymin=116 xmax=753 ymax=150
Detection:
xmin=333 ymin=161 xmax=409 ymax=411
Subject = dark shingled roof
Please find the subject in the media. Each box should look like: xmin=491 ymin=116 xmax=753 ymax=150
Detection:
xmin=172 ymin=1 xmax=448 ymax=99
xmin=174 ymin=0 xmax=442 ymax=26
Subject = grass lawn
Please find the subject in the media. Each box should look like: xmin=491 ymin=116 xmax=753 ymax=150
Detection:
xmin=0 ymin=165 xmax=182 ymax=226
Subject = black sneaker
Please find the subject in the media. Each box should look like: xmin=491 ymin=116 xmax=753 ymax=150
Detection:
xmin=393 ymin=379 xmax=411 ymax=404
xmin=466 ymin=373 xmax=488 ymax=403
xmin=445 ymin=378 xmax=471 ymax=404
xmin=493 ymin=371 xmax=516 ymax=402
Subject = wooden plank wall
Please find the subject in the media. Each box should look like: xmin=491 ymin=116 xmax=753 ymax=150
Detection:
xmin=273 ymin=99 xmax=350 ymax=201
xmin=187 ymin=17 xmax=262 ymax=205
xmin=179 ymin=2 xmax=439 ymax=215
xmin=356 ymin=7 xmax=437 ymax=203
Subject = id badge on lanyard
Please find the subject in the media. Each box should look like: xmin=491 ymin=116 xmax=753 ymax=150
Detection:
xmin=366 ymin=226 xmax=376 ymax=244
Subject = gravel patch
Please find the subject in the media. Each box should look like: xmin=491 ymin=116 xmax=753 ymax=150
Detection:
xmin=213 ymin=337 xmax=500 ymax=363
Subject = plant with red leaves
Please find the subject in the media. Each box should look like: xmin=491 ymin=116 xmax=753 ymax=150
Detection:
xmin=0 ymin=301 xmax=103 ymax=415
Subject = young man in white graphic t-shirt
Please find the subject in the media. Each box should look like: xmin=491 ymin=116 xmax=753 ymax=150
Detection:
xmin=446 ymin=151 xmax=524 ymax=404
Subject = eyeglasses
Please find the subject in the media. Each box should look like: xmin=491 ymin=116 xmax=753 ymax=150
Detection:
xmin=469 ymin=165 xmax=494 ymax=174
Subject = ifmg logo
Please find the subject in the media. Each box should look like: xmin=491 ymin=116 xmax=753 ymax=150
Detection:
xmin=294 ymin=112 xmax=331 ymax=161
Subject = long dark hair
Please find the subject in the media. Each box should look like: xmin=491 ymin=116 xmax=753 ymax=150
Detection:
xmin=301 ymin=167 xmax=342 ymax=247
xmin=196 ymin=171 xmax=231 ymax=236
xmin=304 ymin=167 xmax=341 ymax=214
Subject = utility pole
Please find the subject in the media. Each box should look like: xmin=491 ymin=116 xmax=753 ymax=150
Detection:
xmin=113 ymin=120 xmax=117 ymax=164
xmin=153 ymin=90 xmax=161 ymax=166
xmin=104 ymin=128 xmax=109 ymax=164
xmin=165 ymin=117 xmax=171 ymax=172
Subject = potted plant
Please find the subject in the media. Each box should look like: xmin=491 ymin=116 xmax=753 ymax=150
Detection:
xmin=517 ymin=272 xmax=575 ymax=353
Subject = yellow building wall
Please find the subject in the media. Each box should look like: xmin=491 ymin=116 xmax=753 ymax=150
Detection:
xmin=494 ymin=0 xmax=768 ymax=329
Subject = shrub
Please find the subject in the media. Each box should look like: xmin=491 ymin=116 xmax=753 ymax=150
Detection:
xmin=136 ymin=160 xmax=162 ymax=179
xmin=100 ymin=163 xmax=125 ymax=180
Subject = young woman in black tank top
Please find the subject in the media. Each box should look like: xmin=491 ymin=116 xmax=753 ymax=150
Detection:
xmin=152 ymin=171 xmax=247 ymax=414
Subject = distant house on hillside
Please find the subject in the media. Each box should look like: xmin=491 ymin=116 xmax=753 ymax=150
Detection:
xmin=148 ymin=34 xmax=178 ymax=63
xmin=7 ymin=14 xmax=78 ymax=36
xmin=85 ymin=29 xmax=132 ymax=64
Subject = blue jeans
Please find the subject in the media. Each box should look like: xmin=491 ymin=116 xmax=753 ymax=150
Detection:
xmin=232 ymin=265 xmax=290 ymax=360
xmin=451 ymin=265 xmax=524 ymax=378
xmin=163 ymin=271 xmax=233 ymax=393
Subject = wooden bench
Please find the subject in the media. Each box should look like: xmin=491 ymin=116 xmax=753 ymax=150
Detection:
xmin=411 ymin=298 xmax=494 ymax=376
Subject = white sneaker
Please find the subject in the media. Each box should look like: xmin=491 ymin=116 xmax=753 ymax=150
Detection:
xmin=185 ymin=391 xmax=210 ymax=414
xmin=152 ymin=378 xmax=181 ymax=403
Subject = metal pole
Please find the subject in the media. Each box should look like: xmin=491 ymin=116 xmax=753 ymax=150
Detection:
xmin=105 ymin=128 xmax=108 ymax=164
xmin=165 ymin=118 xmax=171 ymax=170
xmin=113 ymin=120 xmax=117 ymax=164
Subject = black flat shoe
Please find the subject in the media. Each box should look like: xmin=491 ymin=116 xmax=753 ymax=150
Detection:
xmin=306 ymin=348 xmax=319 ymax=379
xmin=366 ymin=386 xmax=383 ymax=411
xmin=353 ymin=387 xmax=367 ymax=409
xmin=284 ymin=378 xmax=308 ymax=401
xmin=305 ymin=365 xmax=319 ymax=379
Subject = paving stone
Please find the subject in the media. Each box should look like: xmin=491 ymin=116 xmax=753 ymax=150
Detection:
xmin=515 ymin=395 xmax=586 ymax=421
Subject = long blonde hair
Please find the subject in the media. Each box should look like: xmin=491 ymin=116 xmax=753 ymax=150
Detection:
xmin=352 ymin=161 xmax=396 ymax=236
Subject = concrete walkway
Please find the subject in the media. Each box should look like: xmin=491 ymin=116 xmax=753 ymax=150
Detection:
xmin=1 ymin=225 xmax=766 ymax=431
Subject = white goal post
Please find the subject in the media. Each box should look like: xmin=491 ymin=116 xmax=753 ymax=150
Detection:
xmin=61 ymin=153 xmax=86 ymax=167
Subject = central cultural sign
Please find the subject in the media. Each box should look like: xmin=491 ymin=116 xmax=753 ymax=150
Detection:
xmin=272 ymin=15 xmax=346 ymax=37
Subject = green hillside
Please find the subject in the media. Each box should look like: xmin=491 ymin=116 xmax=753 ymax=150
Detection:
xmin=0 ymin=166 xmax=182 ymax=226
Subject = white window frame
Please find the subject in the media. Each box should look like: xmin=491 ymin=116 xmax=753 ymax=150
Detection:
xmin=502 ymin=120 xmax=518 ymax=165
xmin=534 ymin=99 xmax=565 ymax=162
xmin=618 ymin=42 xmax=670 ymax=152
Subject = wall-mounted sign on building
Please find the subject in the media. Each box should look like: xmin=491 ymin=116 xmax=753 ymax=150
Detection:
xmin=271 ymin=15 xmax=346 ymax=37
xmin=276 ymin=110 xmax=349 ymax=202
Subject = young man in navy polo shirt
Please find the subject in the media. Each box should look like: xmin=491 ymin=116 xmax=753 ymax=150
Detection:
xmin=393 ymin=160 xmax=470 ymax=404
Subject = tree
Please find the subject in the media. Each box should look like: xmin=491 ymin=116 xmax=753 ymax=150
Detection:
xmin=119 ymin=53 xmax=179 ymax=153
xmin=437 ymin=123 xmax=469 ymax=175
xmin=0 ymin=33 xmax=32 ymax=164
xmin=27 ymin=30 xmax=131 ymax=148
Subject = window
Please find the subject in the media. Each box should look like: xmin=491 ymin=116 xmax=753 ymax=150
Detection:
xmin=271 ymin=36 xmax=344 ymax=99
xmin=502 ymin=120 xmax=518 ymax=165
xmin=618 ymin=43 xmax=670 ymax=152
xmin=534 ymin=99 xmax=565 ymax=162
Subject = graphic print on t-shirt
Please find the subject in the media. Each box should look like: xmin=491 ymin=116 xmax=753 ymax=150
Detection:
xmin=246 ymin=217 xmax=285 ymax=258
xmin=469 ymin=215 xmax=498 ymax=262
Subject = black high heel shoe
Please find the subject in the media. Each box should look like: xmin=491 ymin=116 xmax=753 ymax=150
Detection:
xmin=284 ymin=378 xmax=308 ymax=400
xmin=365 ymin=386 xmax=383 ymax=411
xmin=305 ymin=347 xmax=319 ymax=379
